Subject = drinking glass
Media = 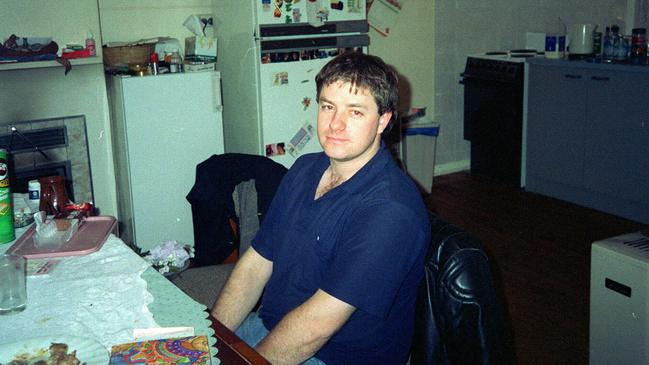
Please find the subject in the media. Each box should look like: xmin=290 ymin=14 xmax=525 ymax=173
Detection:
xmin=0 ymin=254 xmax=27 ymax=315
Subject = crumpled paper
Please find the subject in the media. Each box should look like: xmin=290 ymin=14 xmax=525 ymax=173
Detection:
xmin=0 ymin=235 xmax=158 ymax=349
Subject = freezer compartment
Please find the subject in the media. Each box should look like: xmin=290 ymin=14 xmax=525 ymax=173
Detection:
xmin=255 ymin=1 xmax=366 ymax=29
xmin=259 ymin=20 xmax=369 ymax=38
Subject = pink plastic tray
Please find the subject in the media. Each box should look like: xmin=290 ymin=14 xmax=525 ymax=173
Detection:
xmin=6 ymin=216 xmax=118 ymax=259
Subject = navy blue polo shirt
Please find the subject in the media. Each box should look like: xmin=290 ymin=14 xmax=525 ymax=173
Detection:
xmin=252 ymin=144 xmax=430 ymax=365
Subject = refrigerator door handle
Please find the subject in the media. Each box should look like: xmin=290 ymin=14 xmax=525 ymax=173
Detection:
xmin=212 ymin=72 xmax=223 ymax=112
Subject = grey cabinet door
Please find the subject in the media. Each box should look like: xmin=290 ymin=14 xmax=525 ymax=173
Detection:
xmin=584 ymin=71 xmax=649 ymax=204
xmin=527 ymin=64 xmax=587 ymax=188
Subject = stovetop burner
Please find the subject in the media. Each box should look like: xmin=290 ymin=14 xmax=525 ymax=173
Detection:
xmin=463 ymin=56 xmax=526 ymax=82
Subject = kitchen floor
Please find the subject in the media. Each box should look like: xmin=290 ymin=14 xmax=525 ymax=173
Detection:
xmin=425 ymin=171 xmax=646 ymax=365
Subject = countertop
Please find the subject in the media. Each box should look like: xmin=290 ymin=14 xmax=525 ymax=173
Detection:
xmin=526 ymin=56 xmax=649 ymax=74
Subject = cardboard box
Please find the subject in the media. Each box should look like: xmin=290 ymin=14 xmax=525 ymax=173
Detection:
xmin=185 ymin=36 xmax=217 ymax=59
xmin=185 ymin=62 xmax=216 ymax=73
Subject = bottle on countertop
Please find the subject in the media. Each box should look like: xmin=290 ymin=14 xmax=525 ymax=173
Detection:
xmin=169 ymin=48 xmax=183 ymax=73
xmin=28 ymin=179 xmax=41 ymax=212
xmin=85 ymin=31 xmax=96 ymax=57
xmin=149 ymin=52 xmax=159 ymax=76
xmin=0 ymin=148 xmax=15 ymax=244
xmin=609 ymin=25 xmax=628 ymax=62
xmin=615 ymin=36 xmax=630 ymax=62
xmin=630 ymin=28 xmax=647 ymax=65
xmin=602 ymin=26 xmax=613 ymax=62
xmin=593 ymin=29 xmax=602 ymax=57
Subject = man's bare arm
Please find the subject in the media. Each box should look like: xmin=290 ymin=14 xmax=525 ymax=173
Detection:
xmin=255 ymin=289 xmax=355 ymax=365
xmin=210 ymin=247 xmax=273 ymax=330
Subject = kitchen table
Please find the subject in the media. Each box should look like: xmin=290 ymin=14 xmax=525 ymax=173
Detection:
xmin=0 ymin=231 xmax=220 ymax=363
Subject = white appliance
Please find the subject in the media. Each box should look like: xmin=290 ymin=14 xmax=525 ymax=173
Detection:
xmin=106 ymin=71 xmax=225 ymax=251
xmin=590 ymin=230 xmax=649 ymax=365
xmin=213 ymin=0 xmax=369 ymax=168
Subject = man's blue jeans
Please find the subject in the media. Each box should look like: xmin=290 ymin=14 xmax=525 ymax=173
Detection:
xmin=235 ymin=312 xmax=326 ymax=365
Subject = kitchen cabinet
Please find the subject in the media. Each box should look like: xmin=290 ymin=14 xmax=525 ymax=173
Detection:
xmin=526 ymin=58 xmax=649 ymax=223
xmin=527 ymin=64 xmax=586 ymax=189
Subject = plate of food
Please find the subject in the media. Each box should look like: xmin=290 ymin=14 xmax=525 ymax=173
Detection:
xmin=0 ymin=336 xmax=109 ymax=365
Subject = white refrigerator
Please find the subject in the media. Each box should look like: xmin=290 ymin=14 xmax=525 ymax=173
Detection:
xmin=107 ymin=71 xmax=225 ymax=252
xmin=214 ymin=0 xmax=369 ymax=168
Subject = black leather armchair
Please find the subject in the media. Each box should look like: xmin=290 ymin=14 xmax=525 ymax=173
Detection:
xmin=410 ymin=214 xmax=510 ymax=365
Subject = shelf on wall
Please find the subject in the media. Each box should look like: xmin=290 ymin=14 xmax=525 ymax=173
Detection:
xmin=0 ymin=56 xmax=103 ymax=71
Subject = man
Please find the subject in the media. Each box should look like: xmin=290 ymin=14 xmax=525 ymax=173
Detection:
xmin=211 ymin=52 xmax=430 ymax=365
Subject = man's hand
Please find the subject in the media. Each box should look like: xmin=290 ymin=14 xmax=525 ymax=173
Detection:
xmin=255 ymin=289 xmax=355 ymax=365
xmin=211 ymin=248 xmax=273 ymax=331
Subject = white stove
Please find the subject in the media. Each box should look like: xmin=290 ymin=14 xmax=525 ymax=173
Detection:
xmin=461 ymin=51 xmax=535 ymax=187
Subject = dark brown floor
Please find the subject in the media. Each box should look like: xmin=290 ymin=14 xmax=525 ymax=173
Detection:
xmin=424 ymin=171 xmax=647 ymax=365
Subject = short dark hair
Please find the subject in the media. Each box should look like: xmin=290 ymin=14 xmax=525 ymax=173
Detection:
xmin=315 ymin=52 xmax=398 ymax=123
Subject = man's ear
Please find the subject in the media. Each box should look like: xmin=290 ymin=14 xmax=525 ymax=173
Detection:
xmin=377 ymin=111 xmax=393 ymax=135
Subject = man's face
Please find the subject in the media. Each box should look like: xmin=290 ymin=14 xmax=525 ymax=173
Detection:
xmin=317 ymin=81 xmax=391 ymax=164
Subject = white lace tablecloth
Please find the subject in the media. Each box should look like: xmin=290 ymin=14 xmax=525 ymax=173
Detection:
xmin=0 ymin=234 xmax=218 ymax=363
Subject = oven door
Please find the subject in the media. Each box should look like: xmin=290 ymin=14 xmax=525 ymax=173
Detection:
xmin=462 ymin=74 xmax=523 ymax=185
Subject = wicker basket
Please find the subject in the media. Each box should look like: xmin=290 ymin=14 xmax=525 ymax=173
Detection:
xmin=103 ymin=44 xmax=155 ymax=67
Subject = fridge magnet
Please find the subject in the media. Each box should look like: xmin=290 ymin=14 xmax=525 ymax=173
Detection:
xmin=288 ymin=123 xmax=315 ymax=157
xmin=347 ymin=0 xmax=362 ymax=12
xmin=300 ymin=50 xmax=312 ymax=60
xmin=265 ymin=142 xmax=286 ymax=157
xmin=274 ymin=0 xmax=283 ymax=17
xmin=292 ymin=8 xmax=302 ymax=22
xmin=273 ymin=71 xmax=289 ymax=85
xmin=307 ymin=0 xmax=329 ymax=26
xmin=284 ymin=0 xmax=293 ymax=23
xmin=330 ymin=1 xmax=344 ymax=11
xmin=302 ymin=96 xmax=312 ymax=110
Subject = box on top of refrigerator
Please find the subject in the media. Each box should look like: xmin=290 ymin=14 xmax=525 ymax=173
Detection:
xmin=185 ymin=36 xmax=217 ymax=59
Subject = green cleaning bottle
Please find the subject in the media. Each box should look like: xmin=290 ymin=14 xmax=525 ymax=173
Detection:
xmin=0 ymin=148 xmax=15 ymax=244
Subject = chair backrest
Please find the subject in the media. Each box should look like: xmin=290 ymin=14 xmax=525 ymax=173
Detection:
xmin=232 ymin=179 xmax=259 ymax=255
xmin=187 ymin=153 xmax=287 ymax=266
xmin=410 ymin=214 xmax=510 ymax=365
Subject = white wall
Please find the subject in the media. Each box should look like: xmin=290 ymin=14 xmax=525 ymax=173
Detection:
xmin=369 ymin=1 xmax=435 ymax=118
xmin=98 ymin=0 xmax=213 ymax=50
xmin=0 ymin=65 xmax=117 ymax=216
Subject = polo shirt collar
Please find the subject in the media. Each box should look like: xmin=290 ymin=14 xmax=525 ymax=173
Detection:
xmin=313 ymin=141 xmax=391 ymax=196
